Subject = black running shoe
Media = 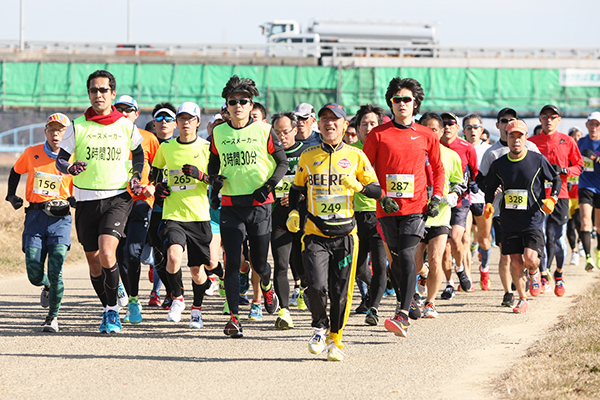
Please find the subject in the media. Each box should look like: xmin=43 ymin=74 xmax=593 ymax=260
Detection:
xmin=161 ymin=293 xmax=173 ymax=310
xmin=501 ymin=292 xmax=515 ymax=307
xmin=224 ymin=316 xmax=243 ymax=338
xmin=413 ymin=292 xmax=425 ymax=308
xmin=456 ymin=270 xmax=472 ymax=292
xmin=365 ymin=307 xmax=379 ymax=326
xmin=355 ymin=298 xmax=368 ymax=314
xmin=261 ymin=284 xmax=280 ymax=314
xmin=441 ymin=285 xmax=455 ymax=300
xmin=408 ymin=300 xmax=421 ymax=320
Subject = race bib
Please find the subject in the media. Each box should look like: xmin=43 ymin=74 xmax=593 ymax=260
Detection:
xmin=169 ymin=169 xmax=197 ymax=192
xmin=386 ymin=174 xmax=414 ymax=198
xmin=567 ymin=176 xmax=579 ymax=185
xmin=504 ymin=189 xmax=527 ymax=210
xmin=33 ymin=171 xmax=61 ymax=197
xmin=584 ymin=157 xmax=594 ymax=172
xmin=275 ymin=176 xmax=294 ymax=199
xmin=315 ymin=194 xmax=347 ymax=220
xmin=544 ymin=180 xmax=552 ymax=189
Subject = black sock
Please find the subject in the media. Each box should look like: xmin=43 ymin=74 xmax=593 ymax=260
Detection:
xmin=554 ymin=270 xmax=563 ymax=279
xmin=167 ymin=270 xmax=183 ymax=298
xmin=581 ymin=231 xmax=592 ymax=256
xmin=192 ymin=279 xmax=211 ymax=308
xmin=104 ymin=264 xmax=120 ymax=307
xmin=211 ymin=262 xmax=224 ymax=279
xmin=91 ymin=274 xmax=107 ymax=307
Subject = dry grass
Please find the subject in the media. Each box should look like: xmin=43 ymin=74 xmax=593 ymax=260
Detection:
xmin=496 ymin=281 xmax=600 ymax=399
xmin=0 ymin=184 xmax=84 ymax=278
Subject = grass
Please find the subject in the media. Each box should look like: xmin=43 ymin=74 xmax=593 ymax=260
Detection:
xmin=0 ymin=184 xmax=84 ymax=278
xmin=496 ymin=280 xmax=600 ymax=399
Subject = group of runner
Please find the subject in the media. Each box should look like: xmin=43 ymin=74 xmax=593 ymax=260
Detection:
xmin=7 ymin=70 xmax=600 ymax=362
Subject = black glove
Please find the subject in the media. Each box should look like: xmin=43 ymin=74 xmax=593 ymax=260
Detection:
xmin=425 ymin=196 xmax=441 ymax=218
xmin=6 ymin=195 xmax=23 ymax=210
xmin=379 ymin=196 xmax=399 ymax=214
xmin=68 ymin=196 xmax=77 ymax=208
xmin=155 ymin=183 xmax=171 ymax=199
xmin=210 ymin=195 xmax=221 ymax=210
xmin=582 ymin=149 xmax=599 ymax=163
xmin=68 ymin=160 xmax=87 ymax=176
xmin=551 ymin=164 xmax=568 ymax=175
xmin=209 ymin=175 xmax=227 ymax=192
xmin=182 ymin=164 xmax=210 ymax=184
xmin=252 ymin=185 xmax=271 ymax=203
xmin=469 ymin=181 xmax=479 ymax=194
xmin=129 ymin=173 xmax=143 ymax=196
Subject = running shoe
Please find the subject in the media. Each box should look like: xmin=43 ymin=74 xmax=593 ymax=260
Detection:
xmin=585 ymin=256 xmax=595 ymax=272
xmin=365 ymin=307 xmax=379 ymax=326
xmin=441 ymin=285 xmax=455 ymax=300
xmin=417 ymin=276 xmax=428 ymax=297
xmin=408 ymin=300 xmax=421 ymax=320
xmin=148 ymin=266 xmax=154 ymax=283
xmin=513 ymin=298 xmax=528 ymax=314
xmin=261 ymin=284 xmax=280 ymax=314
xmin=529 ymin=271 xmax=541 ymax=297
xmin=554 ymin=278 xmax=566 ymax=297
xmin=42 ymin=316 xmax=59 ymax=333
xmin=480 ymin=267 xmax=491 ymax=291
xmin=167 ymin=297 xmax=185 ymax=322
xmin=105 ymin=310 xmax=122 ymax=333
xmin=308 ymin=329 xmax=327 ymax=354
xmin=239 ymin=294 xmax=250 ymax=306
xmin=384 ymin=312 xmax=409 ymax=338
xmin=355 ymin=298 xmax=368 ymax=314
xmin=148 ymin=291 xmax=161 ymax=307
xmin=40 ymin=286 xmax=50 ymax=308
xmin=327 ymin=340 xmax=345 ymax=361
xmin=501 ymin=292 xmax=515 ymax=307
xmin=275 ymin=308 xmax=294 ymax=329
xmin=189 ymin=308 xmax=203 ymax=329
xmin=423 ymin=302 xmax=439 ymax=319
xmin=297 ymin=288 xmax=309 ymax=311
xmin=579 ymin=242 xmax=585 ymax=257
xmin=222 ymin=300 xmax=230 ymax=315
xmin=249 ymin=302 xmax=263 ymax=320
xmin=457 ymin=277 xmax=475 ymax=292
xmin=117 ymin=281 xmax=128 ymax=308
xmin=540 ymin=276 xmax=551 ymax=293
xmin=596 ymin=249 xmax=600 ymax=270
xmin=570 ymin=251 xmax=580 ymax=266
xmin=127 ymin=298 xmax=142 ymax=324
xmin=239 ymin=268 xmax=250 ymax=295
xmin=456 ymin=270 xmax=472 ymax=292
xmin=289 ymin=287 xmax=300 ymax=307
xmin=218 ymin=278 xmax=226 ymax=297
xmin=99 ymin=312 xmax=108 ymax=333
xmin=383 ymin=287 xmax=396 ymax=297
xmin=413 ymin=292 xmax=425 ymax=308
xmin=205 ymin=278 xmax=219 ymax=296
xmin=161 ymin=293 xmax=173 ymax=310
xmin=224 ymin=316 xmax=243 ymax=338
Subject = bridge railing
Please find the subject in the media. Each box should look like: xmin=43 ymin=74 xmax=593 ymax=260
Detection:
xmin=0 ymin=123 xmax=46 ymax=153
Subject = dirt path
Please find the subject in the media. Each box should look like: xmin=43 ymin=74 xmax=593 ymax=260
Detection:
xmin=0 ymin=250 xmax=597 ymax=399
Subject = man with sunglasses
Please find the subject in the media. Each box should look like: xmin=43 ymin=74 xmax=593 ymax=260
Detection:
xmin=112 ymin=95 xmax=159 ymax=324
xmin=462 ymin=114 xmax=492 ymax=291
xmin=293 ymin=102 xmax=322 ymax=147
xmin=528 ymin=105 xmax=583 ymax=297
xmin=56 ymin=70 xmax=145 ymax=333
xmin=477 ymin=108 xmax=540 ymax=307
xmin=439 ymin=112 xmax=478 ymax=296
xmin=208 ymin=75 xmax=288 ymax=338
xmin=363 ymin=77 xmax=445 ymax=338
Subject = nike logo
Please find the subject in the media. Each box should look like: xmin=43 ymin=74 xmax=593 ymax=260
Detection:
xmin=411 ymin=136 xmax=420 ymax=140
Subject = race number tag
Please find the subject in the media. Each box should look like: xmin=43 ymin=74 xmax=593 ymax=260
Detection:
xmin=386 ymin=174 xmax=414 ymax=198
xmin=584 ymin=157 xmax=594 ymax=172
xmin=544 ymin=181 xmax=552 ymax=189
xmin=315 ymin=194 xmax=347 ymax=219
xmin=33 ymin=171 xmax=61 ymax=197
xmin=567 ymin=176 xmax=579 ymax=185
xmin=275 ymin=176 xmax=294 ymax=199
xmin=504 ymin=189 xmax=527 ymax=210
xmin=169 ymin=169 xmax=196 ymax=192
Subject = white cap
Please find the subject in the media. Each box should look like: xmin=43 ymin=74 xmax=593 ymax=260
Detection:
xmin=177 ymin=102 xmax=200 ymax=118
xmin=208 ymin=113 xmax=223 ymax=124
xmin=588 ymin=112 xmax=600 ymax=123
xmin=114 ymin=95 xmax=138 ymax=110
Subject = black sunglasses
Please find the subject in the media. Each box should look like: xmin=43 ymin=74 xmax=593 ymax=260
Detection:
xmin=116 ymin=106 xmax=136 ymax=113
xmin=391 ymin=96 xmax=414 ymax=104
xmin=88 ymin=87 xmax=111 ymax=94
xmin=443 ymin=120 xmax=457 ymax=126
xmin=499 ymin=118 xmax=516 ymax=124
xmin=228 ymin=99 xmax=251 ymax=106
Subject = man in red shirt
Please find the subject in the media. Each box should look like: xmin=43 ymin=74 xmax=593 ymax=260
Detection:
xmin=439 ymin=112 xmax=479 ymax=295
xmin=363 ymin=77 xmax=445 ymax=338
xmin=528 ymin=105 xmax=583 ymax=297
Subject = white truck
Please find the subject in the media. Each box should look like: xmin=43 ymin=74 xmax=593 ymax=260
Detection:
xmin=260 ymin=19 xmax=438 ymax=59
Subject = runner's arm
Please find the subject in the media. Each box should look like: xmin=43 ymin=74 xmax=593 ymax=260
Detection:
xmin=483 ymin=165 xmax=501 ymax=204
xmin=131 ymin=144 xmax=144 ymax=177
xmin=55 ymin=148 xmax=72 ymax=174
xmin=6 ymin=167 xmax=21 ymax=199
xmin=265 ymin=129 xmax=289 ymax=188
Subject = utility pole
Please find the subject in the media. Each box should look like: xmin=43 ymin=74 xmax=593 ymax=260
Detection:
xmin=127 ymin=0 xmax=132 ymax=43
xmin=19 ymin=0 xmax=25 ymax=52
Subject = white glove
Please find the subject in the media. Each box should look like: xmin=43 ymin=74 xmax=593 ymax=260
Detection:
xmin=443 ymin=192 xmax=458 ymax=208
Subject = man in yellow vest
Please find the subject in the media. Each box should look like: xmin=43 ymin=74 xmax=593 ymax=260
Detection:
xmin=56 ymin=70 xmax=145 ymax=334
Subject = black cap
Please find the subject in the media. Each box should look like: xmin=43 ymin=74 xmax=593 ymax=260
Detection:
xmin=440 ymin=112 xmax=458 ymax=122
xmin=497 ymin=107 xmax=518 ymax=121
xmin=540 ymin=104 xmax=560 ymax=116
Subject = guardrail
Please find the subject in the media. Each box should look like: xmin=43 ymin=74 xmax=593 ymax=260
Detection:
xmin=0 ymin=123 xmax=45 ymax=153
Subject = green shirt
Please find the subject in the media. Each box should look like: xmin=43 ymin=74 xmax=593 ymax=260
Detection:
xmin=153 ymin=137 xmax=211 ymax=222
xmin=351 ymin=141 xmax=377 ymax=212
xmin=426 ymin=145 xmax=465 ymax=227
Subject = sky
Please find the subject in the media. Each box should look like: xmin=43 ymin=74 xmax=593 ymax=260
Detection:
xmin=0 ymin=0 xmax=598 ymax=48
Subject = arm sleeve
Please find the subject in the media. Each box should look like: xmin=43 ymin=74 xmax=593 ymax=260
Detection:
xmin=541 ymin=157 xmax=562 ymax=198
xmin=566 ymin=139 xmax=584 ymax=177
xmin=131 ymin=144 xmax=144 ymax=176
xmin=362 ymin=183 xmax=381 ymax=199
xmin=207 ymin=136 xmax=221 ymax=176
xmin=288 ymin=186 xmax=301 ymax=210
xmin=468 ymin=146 xmax=479 ymax=181
xmin=6 ymin=168 xmax=21 ymax=199
xmin=483 ymin=164 xmax=501 ymax=204
xmin=356 ymin=152 xmax=381 ymax=199
xmin=56 ymin=148 xmax=73 ymax=174
xmin=265 ymin=129 xmax=289 ymax=188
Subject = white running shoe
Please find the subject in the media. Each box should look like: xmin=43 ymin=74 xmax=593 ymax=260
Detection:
xmin=117 ymin=282 xmax=129 ymax=308
xmin=308 ymin=328 xmax=327 ymax=355
xmin=167 ymin=298 xmax=185 ymax=322
xmin=189 ymin=308 xmax=203 ymax=328
xmin=42 ymin=316 xmax=59 ymax=332
xmin=570 ymin=251 xmax=580 ymax=265
xmin=205 ymin=279 xmax=219 ymax=296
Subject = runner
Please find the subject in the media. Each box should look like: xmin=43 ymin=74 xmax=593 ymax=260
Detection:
xmin=363 ymin=77 xmax=445 ymax=338
xmin=6 ymin=113 xmax=73 ymax=332
xmin=152 ymin=102 xmax=216 ymax=328
xmin=114 ymin=95 xmax=159 ymax=324
xmin=293 ymin=102 xmax=322 ymax=147
xmin=208 ymin=75 xmax=288 ymax=338
xmin=566 ymin=127 xmax=583 ymax=266
xmin=56 ymin=70 xmax=145 ymax=333
xmin=528 ymin=105 xmax=583 ymax=296
xmin=483 ymin=120 xmax=561 ymax=313
xmin=287 ymin=102 xmax=381 ymax=360
xmin=415 ymin=112 xmax=466 ymax=318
